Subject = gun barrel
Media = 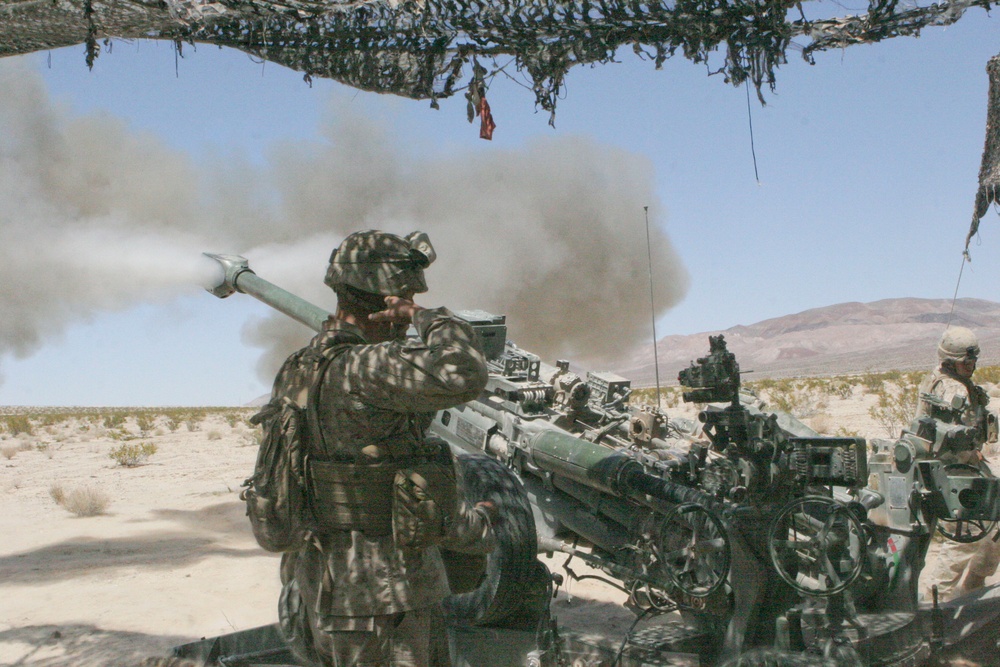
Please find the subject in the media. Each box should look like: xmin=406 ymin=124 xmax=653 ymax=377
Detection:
xmin=203 ymin=253 xmax=331 ymax=333
xmin=526 ymin=428 xmax=725 ymax=513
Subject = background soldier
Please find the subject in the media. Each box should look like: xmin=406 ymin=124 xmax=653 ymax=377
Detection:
xmin=278 ymin=230 xmax=495 ymax=667
xmin=918 ymin=326 xmax=1000 ymax=601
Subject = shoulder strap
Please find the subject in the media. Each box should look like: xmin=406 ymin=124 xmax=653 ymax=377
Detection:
xmin=304 ymin=335 xmax=357 ymax=459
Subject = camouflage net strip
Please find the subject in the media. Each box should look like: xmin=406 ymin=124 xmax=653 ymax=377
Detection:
xmin=0 ymin=0 xmax=996 ymax=120
xmin=967 ymin=55 xmax=1000 ymax=251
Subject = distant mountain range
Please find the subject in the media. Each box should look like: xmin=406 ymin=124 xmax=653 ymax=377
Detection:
xmin=616 ymin=298 xmax=1000 ymax=386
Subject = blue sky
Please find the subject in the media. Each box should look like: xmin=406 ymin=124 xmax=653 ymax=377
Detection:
xmin=1 ymin=12 xmax=999 ymax=406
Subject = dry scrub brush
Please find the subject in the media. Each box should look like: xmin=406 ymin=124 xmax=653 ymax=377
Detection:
xmin=1 ymin=414 xmax=34 ymax=436
xmin=51 ymin=483 xmax=111 ymax=517
xmin=108 ymin=442 xmax=158 ymax=467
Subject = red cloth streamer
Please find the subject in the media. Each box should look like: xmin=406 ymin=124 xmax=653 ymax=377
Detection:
xmin=479 ymin=95 xmax=496 ymax=140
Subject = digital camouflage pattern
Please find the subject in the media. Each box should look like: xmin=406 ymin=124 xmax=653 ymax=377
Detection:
xmin=914 ymin=368 xmax=994 ymax=463
xmin=324 ymin=230 xmax=435 ymax=297
xmin=280 ymin=304 xmax=493 ymax=664
xmin=918 ymin=365 xmax=1000 ymax=601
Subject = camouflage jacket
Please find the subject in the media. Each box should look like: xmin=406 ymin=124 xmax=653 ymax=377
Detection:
xmin=915 ymin=367 xmax=996 ymax=461
xmin=293 ymin=306 xmax=492 ymax=619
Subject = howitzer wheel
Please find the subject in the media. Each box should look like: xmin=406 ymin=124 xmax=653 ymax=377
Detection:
xmin=935 ymin=463 xmax=998 ymax=543
xmin=656 ymin=502 xmax=731 ymax=598
xmin=767 ymin=496 xmax=864 ymax=597
xmin=442 ymin=453 xmax=550 ymax=629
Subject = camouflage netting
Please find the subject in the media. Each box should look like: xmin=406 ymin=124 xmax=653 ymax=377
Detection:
xmin=0 ymin=0 xmax=995 ymax=120
xmin=967 ymin=55 xmax=1000 ymax=250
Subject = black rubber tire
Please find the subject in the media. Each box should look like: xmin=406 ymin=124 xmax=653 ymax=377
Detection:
xmin=442 ymin=454 xmax=550 ymax=629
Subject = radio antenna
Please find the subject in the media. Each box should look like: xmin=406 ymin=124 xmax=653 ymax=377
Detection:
xmin=644 ymin=206 xmax=662 ymax=408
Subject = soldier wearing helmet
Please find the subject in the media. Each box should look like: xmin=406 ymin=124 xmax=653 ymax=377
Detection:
xmin=918 ymin=326 xmax=1000 ymax=601
xmin=914 ymin=326 xmax=993 ymax=450
xmin=277 ymin=230 xmax=495 ymax=667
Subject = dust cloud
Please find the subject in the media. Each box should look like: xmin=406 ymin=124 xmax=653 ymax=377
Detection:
xmin=0 ymin=60 xmax=687 ymax=389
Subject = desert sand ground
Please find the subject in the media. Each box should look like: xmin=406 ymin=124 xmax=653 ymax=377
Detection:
xmin=2 ymin=377 xmax=1000 ymax=666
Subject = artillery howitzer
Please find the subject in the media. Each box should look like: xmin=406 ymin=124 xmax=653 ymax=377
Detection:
xmin=190 ymin=253 xmax=1000 ymax=667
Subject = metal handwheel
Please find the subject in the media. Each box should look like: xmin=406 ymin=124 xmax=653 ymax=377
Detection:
xmin=656 ymin=502 xmax=731 ymax=598
xmin=936 ymin=463 xmax=998 ymax=543
xmin=768 ymin=496 xmax=865 ymax=597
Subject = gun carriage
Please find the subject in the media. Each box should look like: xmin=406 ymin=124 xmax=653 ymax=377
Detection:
xmin=195 ymin=253 xmax=1000 ymax=667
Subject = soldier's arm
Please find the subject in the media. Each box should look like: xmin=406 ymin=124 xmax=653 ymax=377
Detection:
xmin=328 ymin=306 xmax=489 ymax=412
xmin=440 ymin=458 xmax=496 ymax=554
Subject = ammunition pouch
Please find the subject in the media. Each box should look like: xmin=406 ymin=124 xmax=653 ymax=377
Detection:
xmin=308 ymin=459 xmax=399 ymax=536
xmin=392 ymin=461 xmax=458 ymax=549
xmin=307 ymin=441 xmax=458 ymax=548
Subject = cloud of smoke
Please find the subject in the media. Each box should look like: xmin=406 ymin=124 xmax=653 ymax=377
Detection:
xmin=0 ymin=60 xmax=687 ymax=394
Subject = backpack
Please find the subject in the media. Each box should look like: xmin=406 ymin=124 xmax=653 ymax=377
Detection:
xmin=242 ymin=397 xmax=309 ymax=552
xmin=241 ymin=337 xmax=349 ymax=553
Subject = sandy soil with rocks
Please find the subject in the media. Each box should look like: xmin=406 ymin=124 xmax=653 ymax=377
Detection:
xmin=2 ymin=381 xmax=1000 ymax=666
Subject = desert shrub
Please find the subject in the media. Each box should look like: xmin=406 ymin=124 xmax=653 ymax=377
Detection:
xmin=3 ymin=415 xmax=33 ymax=436
xmin=49 ymin=483 xmax=65 ymax=505
xmin=60 ymin=486 xmax=110 ymax=517
xmin=103 ymin=413 xmax=126 ymax=429
xmin=108 ymin=441 xmax=158 ymax=467
xmin=1 ymin=444 xmax=18 ymax=460
xmin=136 ymin=413 xmax=155 ymax=433
xmin=164 ymin=415 xmax=180 ymax=432
xmin=206 ymin=430 xmax=223 ymax=441
xmin=829 ymin=381 xmax=854 ymax=400
xmin=869 ymin=386 xmax=918 ymax=438
xmin=836 ymin=426 xmax=862 ymax=438
xmin=224 ymin=411 xmax=242 ymax=428
xmin=859 ymin=371 xmax=885 ymax=394
xmin=975 ymin=365 xmax=1000 ymax=385
xmin=765 ymin=386 xmax=820 ymax=418
xmin=239 ymin=430 xmax=261 ymax=448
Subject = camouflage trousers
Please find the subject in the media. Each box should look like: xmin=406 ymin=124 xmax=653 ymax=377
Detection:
xmin=923 ymin=534 xmax=1000 ymax=602
xmin=281 ymin=577 xmax=450 ymax=667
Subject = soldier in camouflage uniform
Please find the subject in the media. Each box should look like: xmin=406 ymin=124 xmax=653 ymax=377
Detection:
xmin=918 ymin=327 xmax=1000 ymax=601
xmin=278 ymin=230 xmax=495 ymax=667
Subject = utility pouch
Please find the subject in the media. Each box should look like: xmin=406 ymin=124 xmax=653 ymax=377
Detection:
xmin=392 ymin=461 xmax=458 ymax=549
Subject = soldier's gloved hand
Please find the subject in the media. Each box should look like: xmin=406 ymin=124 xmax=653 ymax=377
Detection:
xmin=369 ymin=296 xmax=424 ymax=324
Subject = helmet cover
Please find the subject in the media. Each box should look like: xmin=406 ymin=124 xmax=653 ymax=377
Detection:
xmin=938 ymin=326 xmax=981 ymax=363
xmin=325 ymin=230 xmax=436 ymax=296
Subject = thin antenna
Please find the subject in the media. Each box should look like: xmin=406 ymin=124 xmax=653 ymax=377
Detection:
xmin=946 ymin=250 xmax=970 ymax=329
xmin=745 ymin=81 xmax=760 ymax=184
xmin=644 ymin=206 xmax=662 ymax=408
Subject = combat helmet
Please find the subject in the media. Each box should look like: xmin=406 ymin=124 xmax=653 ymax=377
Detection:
xmin=938 ymin=326 xmax=980 ymax=363
xmin=325 ymin=230 xmax=436 ymax=296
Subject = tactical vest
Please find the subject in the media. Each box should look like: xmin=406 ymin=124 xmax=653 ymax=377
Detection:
xmin=281 ymin=327 xmax=458 ymax=545
xmin=916 ymin=370 xmax=998 ymax=457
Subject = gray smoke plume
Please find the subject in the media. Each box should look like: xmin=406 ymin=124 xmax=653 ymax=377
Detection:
xmin=0 ymin=60 xmax=687 ymax=393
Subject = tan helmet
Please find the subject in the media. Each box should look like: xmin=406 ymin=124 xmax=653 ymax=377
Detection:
xmin=938 ymin=326 xmax=981 ymax=363
xmin=324 ymin=230 xmax=436 ymax=296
